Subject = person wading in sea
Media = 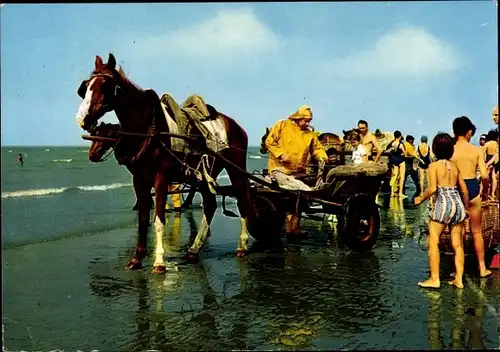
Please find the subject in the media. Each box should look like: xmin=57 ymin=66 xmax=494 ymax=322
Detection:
xmin=415 ymin=133 xmax=468 ymax=289
xmin=483 ymin=129 xmax=498 ymax=200
xmin=357 ymin=120 xmax=383 ymax=163
xmin=451 ymin=116 xmax=491 ymax=278
xmin=402 ymin=135 xmax=423 ymax=200
xmin=479 ymin=134 xmax=487 ymax=147
xmin=417 ymin=135 xmax=432 ymax=196
xmin=265 ymin=105 xmax=328 ymax=236
xmin=17 ymin=153 xmax=24 ymax=166
xmin=387 ymin=131 xmax=406 ymax=197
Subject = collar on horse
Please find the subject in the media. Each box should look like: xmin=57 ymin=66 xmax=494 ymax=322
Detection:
xmin=114 ymin=89 xmax=160 ymax=166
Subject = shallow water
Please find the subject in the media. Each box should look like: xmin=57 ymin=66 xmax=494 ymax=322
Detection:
xmin=3 ymin=203 xmax=500 ymax=351
xmin=2 ymin=147 xmax=500 ymax=351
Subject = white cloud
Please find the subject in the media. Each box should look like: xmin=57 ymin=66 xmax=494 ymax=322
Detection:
xmin=322 ymin=26 xmax=462 ymax=78
xmin=133 ymin=8 xmax=282 ymax=61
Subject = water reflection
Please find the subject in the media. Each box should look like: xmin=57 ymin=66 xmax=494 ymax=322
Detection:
xmin=231 ymin=250 xmax=388 ymax=349
xmin=423 ymin=278 xmax=490 ymax=350
xmin=86 ymin=208 xmax=497 ymax=351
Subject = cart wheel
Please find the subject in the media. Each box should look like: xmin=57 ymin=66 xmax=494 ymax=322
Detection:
xmin=246 ymin=195 xmax=286 ymax=242
xmin=337 ymin=194 xmax=380 ymax=252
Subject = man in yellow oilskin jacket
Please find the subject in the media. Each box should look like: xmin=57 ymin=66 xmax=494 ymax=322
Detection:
xmin=265 ymin=105 xmax=328 ymax=236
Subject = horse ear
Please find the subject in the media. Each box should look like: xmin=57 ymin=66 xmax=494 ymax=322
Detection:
xmin=107 ymin=53 xmax=116 ymax=70
xmin=266 ymin=127 xmax=270 ymax=133
xmin=95 ymin=56 xmax=104 ymax=69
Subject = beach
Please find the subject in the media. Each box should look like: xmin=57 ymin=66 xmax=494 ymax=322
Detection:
xmin=2 ymin=146 xmax=500 ymax=351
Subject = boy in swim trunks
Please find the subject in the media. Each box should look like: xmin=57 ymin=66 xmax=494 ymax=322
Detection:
xmin=415 ymin=133 xmax=469 ymax=289
xmin=451 ymin=116 xmax=491 ymax=278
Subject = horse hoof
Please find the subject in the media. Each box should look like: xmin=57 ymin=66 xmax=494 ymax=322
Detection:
xmin=184 ymin=252 xmax=199 ymax=263
xmin=152 ymin=265 xmax=167 ymax=275
xmin=126 ymin=258 xmax=143 ymax=270
xmin=235 ymin=249 xmax=248 ymax=258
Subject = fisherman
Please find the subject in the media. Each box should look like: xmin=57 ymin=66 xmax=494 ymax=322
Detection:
xmin=265 ymin=105 xmax=328 ymax=236
xmin=402 ymin=135 xmax=423 ymax=199
xmin=451 ymin=116 xmax=491 ymax=278
xmin=357 ymin=120 xmax=383 ymax=163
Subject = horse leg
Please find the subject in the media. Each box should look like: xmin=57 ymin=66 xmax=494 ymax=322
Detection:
xmin=227 ymin=168 xmax=251 ymax=257
xmin=126 ymin=176 xmax=152 ymax=270
xmin=184 ymin=183 xmax=218 ymax=263
xmin=152 ymin=175 xmax=169 ymax=274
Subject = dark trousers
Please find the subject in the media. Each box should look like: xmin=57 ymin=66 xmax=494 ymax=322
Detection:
xmin=403 ymin=168 xmax=421 ymax=195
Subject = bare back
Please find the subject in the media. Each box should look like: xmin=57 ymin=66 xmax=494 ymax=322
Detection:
xmin=452 ymin=140 xmax=487 ymax=180
xmin=432 ymin=160 xmax=460 ymax=188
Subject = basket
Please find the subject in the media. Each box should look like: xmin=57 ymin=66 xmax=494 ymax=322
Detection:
xmin=439 ymin=200 xmax=500 ymax=254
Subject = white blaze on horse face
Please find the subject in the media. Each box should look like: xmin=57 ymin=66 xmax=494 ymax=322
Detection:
xmin=189 ymin=214 xmax=210 ymax=254
xmin=237 ymin=217 xmax=249 ymax=252
xmin=153 ymin=215 xmax=167 ymax=268
xmin=76 ymin=77 xmax=96 ymax=128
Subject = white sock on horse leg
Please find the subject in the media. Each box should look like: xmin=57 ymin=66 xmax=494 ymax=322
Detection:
xmin=153 ymin=215 xmax=167 ymax=267
xmin=190 ymin=214 xmax=210 ymax=254
xmin=237 ymin=217 xmax=249 ymax=251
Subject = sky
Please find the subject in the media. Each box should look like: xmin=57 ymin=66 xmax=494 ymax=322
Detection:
xmin=1 ymin=2 xmax=498 ymax=146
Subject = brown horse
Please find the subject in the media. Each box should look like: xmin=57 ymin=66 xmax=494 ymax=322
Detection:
xmin=76 ymin=53 xmax=252 ymax=274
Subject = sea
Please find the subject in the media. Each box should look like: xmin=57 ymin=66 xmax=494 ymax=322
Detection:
xmin=2 ymin=146 xmax=500 ymax=351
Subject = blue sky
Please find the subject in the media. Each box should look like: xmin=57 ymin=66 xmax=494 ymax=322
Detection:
xmin=1 ymin=2 xmax=498 ymax=146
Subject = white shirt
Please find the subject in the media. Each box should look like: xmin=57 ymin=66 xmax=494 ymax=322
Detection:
xmin=352 ymin=144 xmax=367 ymax=165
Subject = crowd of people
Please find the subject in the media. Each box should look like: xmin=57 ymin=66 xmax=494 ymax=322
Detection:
xmin=262 ymin=104 xmax=499 ymax=288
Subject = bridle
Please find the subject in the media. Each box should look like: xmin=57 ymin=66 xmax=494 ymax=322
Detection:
xmin=78 ymin=72 xmax=121 ymax=123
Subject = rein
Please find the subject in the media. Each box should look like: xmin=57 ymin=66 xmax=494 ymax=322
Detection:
xmin=82 ymin=134 xmax=119 ymax=163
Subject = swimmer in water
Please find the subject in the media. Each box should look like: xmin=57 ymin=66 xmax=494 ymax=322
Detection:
xmin=17 ymin=153 xmax=24 ymax=165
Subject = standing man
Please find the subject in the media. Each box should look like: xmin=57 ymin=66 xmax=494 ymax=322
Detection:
xmin=402 ymin=135 xmax=423 ymax=199
xmin=451 ymin=116 xmax=491 ymax=278
xmin=265 ymin=105 xmax=328 ymax=236
xmin=357 ymin=120 xmax=383 ymax=163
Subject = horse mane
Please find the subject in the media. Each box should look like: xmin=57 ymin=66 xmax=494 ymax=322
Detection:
xmin=92 ymin=64 xmax=144 ymax=92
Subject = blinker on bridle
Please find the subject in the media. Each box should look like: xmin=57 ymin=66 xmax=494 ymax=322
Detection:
xmin=77 ymin=73 xmax=121 ymax=104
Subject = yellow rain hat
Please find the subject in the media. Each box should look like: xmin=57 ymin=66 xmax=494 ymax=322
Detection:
xmin=288 ymin=105 xmax=313 ymax=120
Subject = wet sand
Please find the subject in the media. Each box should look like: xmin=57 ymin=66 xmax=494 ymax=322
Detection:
xmin=3 ymin=205 xmax=500 ymax=351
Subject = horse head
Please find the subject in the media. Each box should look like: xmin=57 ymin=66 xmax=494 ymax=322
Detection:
xmin=88 ymin=122 xmax=120 ymax=162
xmin=259 ymin=127 xmax=270 ymax=154
xmin=341 ymin=128 xmax=359 ymax=152
xmin=76 ymin=53 xmax=128 ymax=132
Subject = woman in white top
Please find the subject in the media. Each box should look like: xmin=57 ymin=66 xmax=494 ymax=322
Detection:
xmin=350 ymin=132 xmax=368 ymax=165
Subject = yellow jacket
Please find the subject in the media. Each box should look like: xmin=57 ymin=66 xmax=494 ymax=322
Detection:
xmin=265 ymin=119 xmax=327 ymax=174
xmin=404 ymin=142 xmax=416 ymax=158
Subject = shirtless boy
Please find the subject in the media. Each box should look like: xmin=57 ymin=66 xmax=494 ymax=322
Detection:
xmin=358 ymin=120 xmax=383 ymax=163
xmin=451 ymin=116 xmax=492 ymax=278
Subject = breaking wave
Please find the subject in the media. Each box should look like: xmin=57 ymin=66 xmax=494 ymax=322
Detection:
xmin=52 ymin=159 xmax=73 ymax=163
xmin=2 ymin=183 xmax=132 ymax=199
